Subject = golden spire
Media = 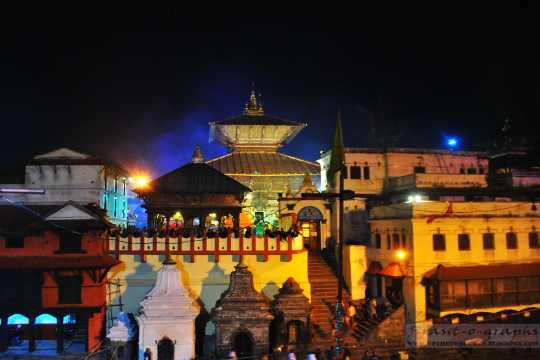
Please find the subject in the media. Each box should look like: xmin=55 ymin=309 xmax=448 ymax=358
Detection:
xmin=191 ymin=144 xmax=204 ymax=163
xmin=243 ymin=82 xmax=264 ymax=116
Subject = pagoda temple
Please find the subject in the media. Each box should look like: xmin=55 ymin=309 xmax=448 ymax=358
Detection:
xmin=136 ymin=145 xmax=251 ymax=232
xmin=207 ymin=88 xmax=320 ymax=227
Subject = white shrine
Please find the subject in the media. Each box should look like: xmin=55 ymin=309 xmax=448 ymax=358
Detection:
xmin=136 ymin=256 xmax=197 ymax=360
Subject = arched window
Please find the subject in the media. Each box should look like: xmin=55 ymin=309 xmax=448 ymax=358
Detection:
xmin=8 ymin=314 xmax=29 ymax=325
xmin=35 ymin=314 xmax=57 ymax=324
xmin=63 ymin=314 xmax=75 ymax=324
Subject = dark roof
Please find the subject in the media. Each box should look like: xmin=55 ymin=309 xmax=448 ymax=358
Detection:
xmin=139 ymin=162 xmax=251 ymax=194
xmin=423 ymin=263 xmax=540 ymax=281
xmin=0 ymin=203 xmax=110 ymax=234
xmin=210 ymin=114 xmax=305 ymax=126
xmin=0 ymin=256 xmax=120 ymax=269
xmin=207 ymin=152 xmax=320 ymax=175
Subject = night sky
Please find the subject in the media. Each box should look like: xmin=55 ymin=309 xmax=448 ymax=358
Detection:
xmin=2 ymin=5 xmax=539 ymax=178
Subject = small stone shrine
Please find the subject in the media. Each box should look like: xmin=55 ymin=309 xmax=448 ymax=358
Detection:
xmin=106 ymin=312 xmax=137 ymax=360
xmin=271 ymin=277 xmax=312 ymax=351
xmin=211 ymin=258 xmax=273 ymax=358
xmin=136 ymin=256 xmax=197 ymax=360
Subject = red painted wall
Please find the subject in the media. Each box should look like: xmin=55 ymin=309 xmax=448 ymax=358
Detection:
xmin=1 ymin=229 xmax=111 ymax=350
xmin=0 ymin=230 xmax=107 ymax=256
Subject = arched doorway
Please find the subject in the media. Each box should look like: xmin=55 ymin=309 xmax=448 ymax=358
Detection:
xmin=297 ymin=206 xmax=323 ymax=252
xmin=286 ymin=320 xmax=303 ymax=345
xmin=157 ymin=337 xmax=174 ymax=360
xmin=232 ymin=330 xmax=254 ymax=358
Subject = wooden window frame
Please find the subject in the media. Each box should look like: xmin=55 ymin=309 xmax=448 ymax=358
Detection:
xmin=433 ymin=234 xmax=446 ymax=251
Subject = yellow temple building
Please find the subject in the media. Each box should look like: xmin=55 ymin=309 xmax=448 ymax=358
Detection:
xmin=207 ymin=89 xmax=320 ymax=229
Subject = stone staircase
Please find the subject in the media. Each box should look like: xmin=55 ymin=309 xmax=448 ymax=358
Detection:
xmin=308 ymin=252 xmax=352 ymax=346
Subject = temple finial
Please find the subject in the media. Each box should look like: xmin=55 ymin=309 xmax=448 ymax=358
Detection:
xmin=191 ymin=144 xmax=204 ymax=163
xmin=236 ymin=255 xmax=248 ymax=269
xmin=244 ymin=83 xmax=264 ymax=116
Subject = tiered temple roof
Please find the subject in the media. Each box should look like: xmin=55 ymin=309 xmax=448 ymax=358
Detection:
xmin=207 ymin=87 xmax=319 ymax=176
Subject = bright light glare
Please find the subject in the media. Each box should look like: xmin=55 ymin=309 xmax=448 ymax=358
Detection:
xmin=130 ymin=175 xmax=149 ymax=188
xmin=447 ymin=137 xmax=459 ymax=148
xmin=406 ymin=194 xmax=423 ymax=203
xmin=395 ymin=249 xmax=408 ymax=260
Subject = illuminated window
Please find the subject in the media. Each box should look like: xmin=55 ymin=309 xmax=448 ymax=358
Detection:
xmin=433 ymin=234 xmax=446 ymax=251
xmin=529 ymin=232 xmax=540 ymax=249
xmin=301 ymin=223 xmax=310 ymax=238
xmin=458 ymin=234 xmax=470 ymax=251
xmin=35 ymin=314 xmax=57 ymax=324
xmin=483 ymin=233 xmax=495 ymax=250
xmin=506 ymin=232 xmax=518 ymax=249
xmin=350 ymin=166 xmax=361 ymax=179
xmin=7 ymin=314 xmax=29 ymax=325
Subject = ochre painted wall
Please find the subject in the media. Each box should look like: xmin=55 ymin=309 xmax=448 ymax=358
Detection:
xmin=108 ymin=251 xmax=310 ymax=335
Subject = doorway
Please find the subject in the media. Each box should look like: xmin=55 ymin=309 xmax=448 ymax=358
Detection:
xmin=300 ymin=221 xmax=321 ymax=252
xmin=232 ymin=331 xmax=253 ymax=358
xmin=297 ymin=206 xmax=323 ymax=253
xmin=157 ymin=337 xmax=174 ymax=360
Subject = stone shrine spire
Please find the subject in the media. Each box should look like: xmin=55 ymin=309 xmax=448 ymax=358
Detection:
xmin=243 ymin=83 xmax=264 ymax=116
xmin=191 ymin=144 xmax=204 ymax=163
xmin=137 ymin=256 xmax=197 ymax=359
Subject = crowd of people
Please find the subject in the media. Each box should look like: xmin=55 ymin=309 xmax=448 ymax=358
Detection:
xmin=109 ymin=224 xmax=300 ymax=239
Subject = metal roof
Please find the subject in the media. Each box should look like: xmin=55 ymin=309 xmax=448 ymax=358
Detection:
xmin=210 ymin=114 xmax=305 ymax=126
xmin=206 ymin=152 xmax=320 ymax=175
xmin=140 ymin=162 xmax=251 ymax=194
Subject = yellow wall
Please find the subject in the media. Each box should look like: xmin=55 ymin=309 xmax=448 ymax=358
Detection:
xmin=343 ymin=245 xmax=368 ymax=300
xmin=108 ymin=251 xmax=310 ymax=334
xmin=368 ymin=202 xmax=540 ymax=345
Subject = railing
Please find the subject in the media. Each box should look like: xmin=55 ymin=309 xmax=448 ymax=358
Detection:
xmin=107 ymin=234 xmax=305 ymax=263
xmin=386 ymin=173 xmax=487 ymax=191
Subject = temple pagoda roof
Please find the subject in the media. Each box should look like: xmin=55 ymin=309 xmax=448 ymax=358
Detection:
xmin=209 ymin=87 xmax=307 ymax=149
xmin=138 ymin=146 xmax=251 ymax=195
xmin=211 ymin=114 xmax=304 ymax=127
xmin=207 ymin=151 xmax=320 ymax=176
